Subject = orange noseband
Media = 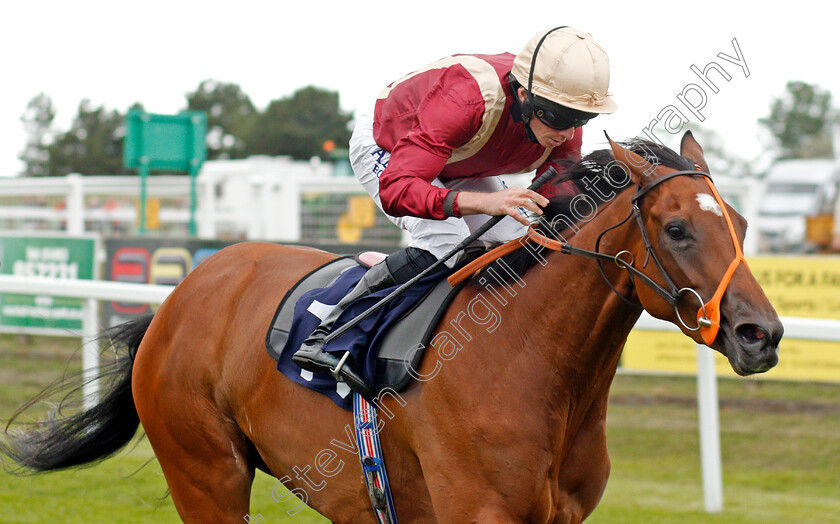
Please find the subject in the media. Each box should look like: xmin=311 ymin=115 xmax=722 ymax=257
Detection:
xmin=693 ymin=178 xmax=748 ymax=345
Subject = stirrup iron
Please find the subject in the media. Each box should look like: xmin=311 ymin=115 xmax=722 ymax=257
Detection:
xmin=331 ymin=351 xmax=352 ymax=381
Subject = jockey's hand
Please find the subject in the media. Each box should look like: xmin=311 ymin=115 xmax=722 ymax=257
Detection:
xmin=456 ymin=187 xmax=549 ymax=226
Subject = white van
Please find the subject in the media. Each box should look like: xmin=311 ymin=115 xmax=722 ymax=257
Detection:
xmin=757 ymin=159 xmax=840 ymax=252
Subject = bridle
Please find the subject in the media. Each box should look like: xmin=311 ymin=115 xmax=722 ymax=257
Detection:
xmin=449 ymin=168 xmax=748 ymax=345
xmin=616 ymin=167 xmax=748 ymax=344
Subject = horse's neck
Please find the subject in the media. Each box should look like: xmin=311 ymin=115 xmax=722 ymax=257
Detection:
xmin=516 ymin=191 xmax=642 ymax=417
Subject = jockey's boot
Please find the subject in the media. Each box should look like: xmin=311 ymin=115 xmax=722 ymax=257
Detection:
xmin=292 ymin=259 xmax=397 ymax=395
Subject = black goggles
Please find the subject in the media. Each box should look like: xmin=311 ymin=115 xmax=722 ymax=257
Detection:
xmin=533 ymin=104 xmax=597 ymax=130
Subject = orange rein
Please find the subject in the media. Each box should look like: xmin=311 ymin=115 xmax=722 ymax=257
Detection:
xmin=449 ymin=175 xmax=748 ymax=346
xmin=448 ymin=228 xmax=560 ymax=286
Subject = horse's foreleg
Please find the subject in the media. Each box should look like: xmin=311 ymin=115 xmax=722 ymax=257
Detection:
xmin=415 ymin=472 xmax=521 ymax=524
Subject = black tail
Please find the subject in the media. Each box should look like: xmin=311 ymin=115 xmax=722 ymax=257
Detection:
xmin=0 ymin=314 xmax=153 ymax=473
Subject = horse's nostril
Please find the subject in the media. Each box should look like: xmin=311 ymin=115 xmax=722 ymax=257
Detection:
xmin=736 ymin=323 xmax=767 ymax=347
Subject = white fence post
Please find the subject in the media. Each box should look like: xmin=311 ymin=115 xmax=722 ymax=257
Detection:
xmin=198 ymin=173 xmax=217 ymax=239
xmin=81 ymin=298 xmax=100 ymax=411
xmin=259 ymin=175 xmax=277 ymax=240
xmin=66 ymin=173 xmax=85 ymax=235
xmin=247 ymin=175 xmax=263 ymax=240
xmin=696 ymin=344 xmax=724 ymax=513
xmin=276 ymin=175 xmax=301 ymax=242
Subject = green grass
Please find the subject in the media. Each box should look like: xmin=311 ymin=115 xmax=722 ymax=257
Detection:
xmin=1 ymin=335 xmax=838 ymax=522
xmin=592 ymin=374 xmax=840 ymax=523
xmin=0 ymin=440 xmax=325 ymax=523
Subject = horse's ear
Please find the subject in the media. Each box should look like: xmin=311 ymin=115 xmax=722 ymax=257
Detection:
xmin=680 ymin=130 xmax=710 ymax=173
xmin=605 ymin=132 xmax=656 ymax=187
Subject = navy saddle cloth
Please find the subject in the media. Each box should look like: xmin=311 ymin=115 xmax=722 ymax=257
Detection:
xmin=266 ymin=256 xmax=467 ymax=411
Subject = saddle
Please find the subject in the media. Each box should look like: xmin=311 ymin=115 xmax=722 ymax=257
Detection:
xmin=266 ymin=253 xmax=468 ymax=410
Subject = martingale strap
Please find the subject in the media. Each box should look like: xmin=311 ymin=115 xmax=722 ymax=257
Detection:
xmin=353 ymin=393 xmax=399 ymax=524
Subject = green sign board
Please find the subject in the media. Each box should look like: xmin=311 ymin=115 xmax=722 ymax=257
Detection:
xmin=0 ymin=234 xmax=97 ymax=332
xmin=123 ymin=110 xmax=207 ymax=172
xmin=123 ymin=110 xmax=207 ymax=235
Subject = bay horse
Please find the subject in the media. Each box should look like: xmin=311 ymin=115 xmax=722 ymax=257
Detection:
xmin=0 ymin=132 xmax=782 ymax=523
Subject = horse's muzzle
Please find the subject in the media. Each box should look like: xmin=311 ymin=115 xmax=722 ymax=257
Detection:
xmin=727 ymin=318 xmax=783 ymax=375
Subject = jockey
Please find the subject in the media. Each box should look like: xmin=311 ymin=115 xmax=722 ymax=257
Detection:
xmin=293 ymin=26 xmax=617 ymax=393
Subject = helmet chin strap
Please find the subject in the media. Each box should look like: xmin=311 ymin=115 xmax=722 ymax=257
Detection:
xmin=511 ymin=90 xmax=540 ymax=144
xmin=520 ymin=26 xmax=567 ymax=145
xmin=523 ymin=118 xmax=539 ymax=144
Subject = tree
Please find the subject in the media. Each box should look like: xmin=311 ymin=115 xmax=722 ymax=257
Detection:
xmin=245 ymin=86 xmax=353 ymax=160
xmin=45 ymin=100 xmax=128 ymax=176
xmin=185 ymin=79 xmax=256 ymax=160
xmin=17 ymin=82 xmax=354 ymax=177
xmin=19 ymin=93 xmax=56 ymax=176
xmin=759 ymin=81 xmax=836 ymax=159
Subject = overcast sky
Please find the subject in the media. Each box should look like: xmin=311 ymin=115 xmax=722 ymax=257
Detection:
xmin=1 ymin=1 xmax=835 ymax=177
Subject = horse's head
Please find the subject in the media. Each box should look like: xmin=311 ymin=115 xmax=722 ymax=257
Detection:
xmin=608 ymin=132 xmax=782 ymax=375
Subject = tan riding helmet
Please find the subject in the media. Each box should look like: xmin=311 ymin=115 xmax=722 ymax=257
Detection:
xmin=511 ymin=26 xmax=617 ymax=114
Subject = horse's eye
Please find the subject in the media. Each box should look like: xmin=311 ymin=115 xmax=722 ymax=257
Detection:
xmin=666 ymin=224 xmax=686 ymax=240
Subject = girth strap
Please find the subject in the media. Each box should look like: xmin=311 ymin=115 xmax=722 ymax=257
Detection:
xmin=354 ymin=393 xmax=399 ymax=524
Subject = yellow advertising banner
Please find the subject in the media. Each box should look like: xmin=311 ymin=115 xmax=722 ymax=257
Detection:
xmin=622 ymin=256 xmax=840 ymax=382
xmin=748 ymin=256 xmax=840 ymax=319
xmin=622 ymin=331 xmax=840 ymax=382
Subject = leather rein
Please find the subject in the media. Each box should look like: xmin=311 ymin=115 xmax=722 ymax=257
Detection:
xmin=449 ymin=168 xmax=747 ymax=345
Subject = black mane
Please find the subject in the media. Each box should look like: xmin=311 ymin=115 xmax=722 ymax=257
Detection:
xmin=479 ymin=139 xmax=695 ymax=283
